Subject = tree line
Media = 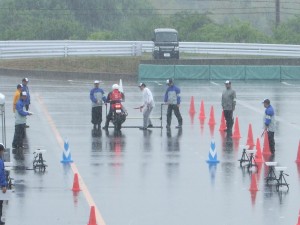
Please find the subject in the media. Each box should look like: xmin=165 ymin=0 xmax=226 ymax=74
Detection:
xmin=0 ymin=0 xmax=300 ymax=44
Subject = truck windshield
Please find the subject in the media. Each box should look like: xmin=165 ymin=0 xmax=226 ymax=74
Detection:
xmin=155 ymin=32 xmax=178 ymax=42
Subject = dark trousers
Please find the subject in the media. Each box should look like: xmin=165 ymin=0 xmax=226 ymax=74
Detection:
xmin=268 ymin=131 xmax=275 ymax=154
xmin=223 ymin=110 xmax=234 ymax=131
xmin=12 ymin=124 xmax=25 ymax=148
xmin=167 ymin=104 xmax=182 ymax=126
xmin=25 ymin=104 xmax=29 ymax=111
xmin=0 ymin=200 xmax=2 ymax=219
xmin=91 ymin=106 xmax=103 ymax=125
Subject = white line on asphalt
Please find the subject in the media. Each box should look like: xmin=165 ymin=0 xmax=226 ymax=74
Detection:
xmin=210 ymin=81 xmax=219 ymax=86
xmin=281 ymin=82 xmax=292 ymax=86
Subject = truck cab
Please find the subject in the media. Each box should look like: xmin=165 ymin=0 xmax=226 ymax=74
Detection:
xmin=152 ymin=28 xmax=179 ymax=59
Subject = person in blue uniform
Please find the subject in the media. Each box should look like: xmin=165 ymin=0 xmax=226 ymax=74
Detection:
xmin=0 ymin=143 xmax=7 ymax=224
xmin=90 ymin=80 xmax=106 ymax=130
xmin=164 ymin=79 xmax=182 ymax=129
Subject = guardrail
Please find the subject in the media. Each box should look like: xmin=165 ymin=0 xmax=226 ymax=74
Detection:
xmin=0 ymin=40 xmax=300 ymax=59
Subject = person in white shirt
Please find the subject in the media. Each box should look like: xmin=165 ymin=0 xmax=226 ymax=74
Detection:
xmin=138 ymin=83 xmax=155 ymax=130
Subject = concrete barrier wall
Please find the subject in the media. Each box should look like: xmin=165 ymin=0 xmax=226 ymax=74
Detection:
xmin=139 ymin=64 xmax=300 ymax=80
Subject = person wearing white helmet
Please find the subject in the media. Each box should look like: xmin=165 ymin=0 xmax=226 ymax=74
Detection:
xmin=90 ymin=80 xmax=107 ymax=130
xmin=102 ymin=83 xmax=125 ymax=130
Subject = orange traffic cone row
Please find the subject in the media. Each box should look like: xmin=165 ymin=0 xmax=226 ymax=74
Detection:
xmin=246 ymin=124 xmax=255 ymax=148
xmin=232 ymin=117 xmax=241 ymax=139
xmin=295 ymin=140 xmax=300 ymax=163
xmin=208 ymin=106 xmax=216 ymax=126
xmin=249 ymin=173 xmax=259 ymax=191
xmin=255 ymin=138 xmax=264 ymax=163
xmin=219 ymin=111 xmax=227 ymax=131
xmin=72 ymin=173 xmax=81 ymax=192
xmin=262 ymin=131 xmax=272 ymax=156
xmin=198 ymin=100 xmax=206 ymax=120
xmin=189 ymin=96 xmax=196 ymax=115
xmin=87 ymin=206 xmax=97 ymax=225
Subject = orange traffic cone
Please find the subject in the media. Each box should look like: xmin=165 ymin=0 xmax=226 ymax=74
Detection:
xmin=255 ymin=138 xmax=264 ymax=163
xmin=232 ymin=117 xmax=241 ymax=139
xmin=295 ymin=141 xmax=300 ymax=163
xmin=246 ymin=124 xmax=255 ymax=148
xmin=87 ymin=206 xmax=97 ymax=225
xmin=72 ymin=173 xmax=81 ymax=192
xmin=219 ymin=111 xmax=227 ymax=131
xmin=208 ymin=106 xmax=216 ymax=126
xmin=262 ymin=131 xmax=272 ymax=156
xmin=249 ymin=173 xmax=259 ymax=191
xmin=189 ymin=96 xmax=196 ymax=115
xmin=198 ymin=100 xmax=206 ymax=120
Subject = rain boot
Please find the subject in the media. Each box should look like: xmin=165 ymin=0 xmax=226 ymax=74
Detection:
xmin=102 ymin=120 xmax=109 ymax=130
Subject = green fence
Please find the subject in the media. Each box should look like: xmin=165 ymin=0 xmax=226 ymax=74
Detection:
xmin=139 ymin=64 xmax=300 ymax=80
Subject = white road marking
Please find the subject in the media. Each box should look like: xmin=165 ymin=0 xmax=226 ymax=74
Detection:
xmin=281 ymin=81 xmax=292 ymax=86
xmin=210 ymin=81 xmax=219 ymax=86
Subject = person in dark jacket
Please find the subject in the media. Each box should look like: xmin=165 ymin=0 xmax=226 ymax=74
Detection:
xmin=90 ymin=80 xmax=106 ymax=130
xmin=221 ymin=80 xmax=236 ymax=134
xmin=21 ymin=78 xmax=30 ymax=128
xmin=0 ymin=143 xmax=7 ymax=224
xmin=164 ymin=79 xmax=182 ymax=129
xmin=21 ymin=78 xmax=30 ymax=111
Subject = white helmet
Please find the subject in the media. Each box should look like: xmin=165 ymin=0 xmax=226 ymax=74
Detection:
xmin=112 ymin=84 xmax=119 ymax=90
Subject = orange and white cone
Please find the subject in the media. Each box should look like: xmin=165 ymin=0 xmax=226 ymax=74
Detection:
xmin=255 ymin=138 xmax=264 ymax=163
xmin=72 ymin=173 xmax=81 ymax=192
xmin=232 ymin=117 xmax=241 ymax=139
xmin=87 ymin=206 xmax=97 ymax=225
xmin=262 ymin=131 xmax=272 ymax=156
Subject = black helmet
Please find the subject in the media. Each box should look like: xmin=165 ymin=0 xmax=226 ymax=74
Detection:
xmin=0 ymin=143 xmax=4 ymax=151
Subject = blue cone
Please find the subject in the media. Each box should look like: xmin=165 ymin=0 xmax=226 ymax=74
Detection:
xmin=61 ymin=140 xmax=73 ymax=163
xmin=206 ymin=140 xmax=220 ymax=163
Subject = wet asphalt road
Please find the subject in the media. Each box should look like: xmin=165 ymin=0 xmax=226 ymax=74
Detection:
xmin=0 ymin=75 xmax=300 ymax=225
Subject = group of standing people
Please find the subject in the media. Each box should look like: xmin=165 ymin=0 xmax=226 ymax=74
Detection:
xmin=222 ymin=80 xmax=276 ymax=154
xmin=90 ymin=79 xmax=276 ymax=154
xmin=90 ymin=78 xmax=183 ymax=131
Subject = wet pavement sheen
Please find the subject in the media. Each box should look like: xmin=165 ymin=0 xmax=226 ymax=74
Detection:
xmin=0 ymin=75 xmax=300 ymax=225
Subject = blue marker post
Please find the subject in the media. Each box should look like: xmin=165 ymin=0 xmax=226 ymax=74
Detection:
xmin=61 ymin=139 xmax=73 ymax=163
xmin=206 ymin=140 xmax=220 ymax=164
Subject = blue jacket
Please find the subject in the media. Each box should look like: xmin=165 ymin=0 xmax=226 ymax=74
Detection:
xmin=15 ymin=99 xmax=30 ymax=125
xmin=22 ymin=85 xmax=30 ymax=105
xmin=264 ymin=105 xmax=274 ymax=126
xmin=264 ymin=105 xmax=276 ymax=132
xmin=90 ymin=88 xmax=106 ymax=107
xmin=164 ymin=85 xmax=181 ymax=105
xmin=0 ymin=158 xmax=7 ymax=188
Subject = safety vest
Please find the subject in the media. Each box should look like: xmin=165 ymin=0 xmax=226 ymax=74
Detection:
xmin=110 ymin=89 xmax=122 ymax=102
